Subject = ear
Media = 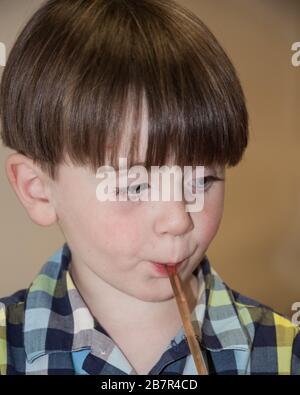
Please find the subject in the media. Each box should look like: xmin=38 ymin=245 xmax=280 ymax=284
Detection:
xmin=5 ymin=153 xmax=57 ymax=226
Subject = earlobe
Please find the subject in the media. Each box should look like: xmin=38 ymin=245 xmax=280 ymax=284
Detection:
xmin=5 ymin=153 xmax=58 ymax=226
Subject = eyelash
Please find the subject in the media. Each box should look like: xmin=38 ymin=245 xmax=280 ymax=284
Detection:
xmin=115 ymin=176 xmax=224 ymax=196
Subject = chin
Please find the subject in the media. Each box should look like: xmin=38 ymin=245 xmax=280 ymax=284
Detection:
xmin=133 ymin=285 xmax=175 ymax=303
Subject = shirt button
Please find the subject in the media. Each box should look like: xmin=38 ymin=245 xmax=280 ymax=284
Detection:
xmin=171 ymin=339 xmax=177 ymax=348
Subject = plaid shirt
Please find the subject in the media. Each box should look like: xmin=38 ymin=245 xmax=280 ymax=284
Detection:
xmin=0 ymin=243 xmax=299 ymax=375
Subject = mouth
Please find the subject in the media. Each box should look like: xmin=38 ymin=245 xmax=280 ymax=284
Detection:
xmin=150 ymin=260 xmax=185 ymax=276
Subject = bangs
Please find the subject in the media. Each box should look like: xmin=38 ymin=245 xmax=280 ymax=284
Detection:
xmin=0 ymin=0 xmax=248 ymax=180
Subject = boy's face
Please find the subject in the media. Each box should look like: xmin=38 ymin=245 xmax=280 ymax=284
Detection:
xmin=48 ymin=153 xmax=225 ymax=303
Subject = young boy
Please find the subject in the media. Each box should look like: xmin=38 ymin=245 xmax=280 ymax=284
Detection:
xmin=0 ymin=0 xmax=299 ymax=375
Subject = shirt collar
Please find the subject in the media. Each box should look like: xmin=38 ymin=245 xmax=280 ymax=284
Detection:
xmin=24 ymin=243 xmax=251 ymax=363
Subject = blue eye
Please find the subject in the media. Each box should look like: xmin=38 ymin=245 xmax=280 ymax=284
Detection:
xmin=114 ymin=175 xmax=224 ymax=198
xmin=193 ymin=176 xmax=221 ymax=192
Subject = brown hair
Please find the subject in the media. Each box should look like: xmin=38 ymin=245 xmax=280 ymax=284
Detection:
xmin=0 ymin=0 xmax=248 ymax=180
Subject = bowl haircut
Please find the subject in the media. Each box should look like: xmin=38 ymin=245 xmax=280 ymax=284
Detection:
xmin=0 ymin=0 xmax=248 ymax=181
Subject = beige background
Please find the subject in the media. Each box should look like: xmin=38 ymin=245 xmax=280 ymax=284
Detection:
xmin=0 ymin=0 xmax=299 ymax=318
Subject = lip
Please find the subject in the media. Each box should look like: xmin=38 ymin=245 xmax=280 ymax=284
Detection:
xmin=150 ymin=260 xmax=185 ymax=276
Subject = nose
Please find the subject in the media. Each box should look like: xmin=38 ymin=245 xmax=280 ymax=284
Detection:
xmin=154 ymin=199 xmax=194 ymax=236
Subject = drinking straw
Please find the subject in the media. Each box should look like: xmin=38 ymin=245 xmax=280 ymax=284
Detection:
xmin=166 ymin=265 xmax=208 ymax=375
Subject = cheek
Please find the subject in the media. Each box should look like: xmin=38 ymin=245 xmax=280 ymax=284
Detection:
xmin=90 ymin=205 xmax=145 ymax=257
xmin=194 ymin=186 xmax=225 ymax=245
xmin=56 ymin=193 xmax=99 ymax=249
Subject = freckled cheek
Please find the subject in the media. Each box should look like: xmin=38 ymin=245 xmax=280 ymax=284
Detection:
xmin=200 ymin=212 xmax=222 ymax=245
xmin=94 ymin=214 xmax=144 ymax=256
xmin=194 ymin=190 xmax=225 ymax=246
